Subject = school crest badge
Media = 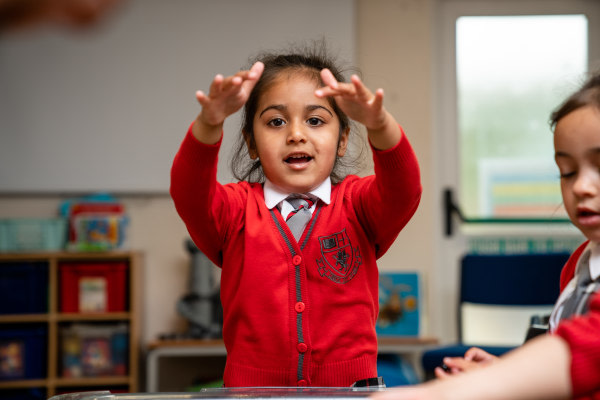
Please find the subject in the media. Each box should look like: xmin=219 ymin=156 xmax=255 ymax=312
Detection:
xmin=316 ymin=229 xmax=361 ymax=284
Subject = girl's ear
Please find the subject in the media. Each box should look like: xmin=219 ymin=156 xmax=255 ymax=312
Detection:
xmin=337 ymin=127 xmax=350 ymax=157
xmin=244 ymin=131 xmax=259 ymax=159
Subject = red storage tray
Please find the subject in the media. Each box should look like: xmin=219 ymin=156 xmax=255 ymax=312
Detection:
xmin=60 ymin=262 xmax=128 ymax=313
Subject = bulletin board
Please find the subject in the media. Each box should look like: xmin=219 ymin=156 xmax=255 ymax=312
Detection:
xmin=0 ymin=0 xmax=355 ymax=193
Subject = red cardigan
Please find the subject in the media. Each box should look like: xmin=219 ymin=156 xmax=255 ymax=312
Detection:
xmin=554 ymin=241 xmax=600 ymax=399
xmin=170 ymin=125 xmax=421 ymax=387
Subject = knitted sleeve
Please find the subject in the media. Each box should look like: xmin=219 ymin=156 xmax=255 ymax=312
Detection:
xmin=170 ymin=123 xmax=247 ymax=267
xmin=554 ymin=292 xmax=600 ymax=397
xmin=350 ymin=126 xmax=422 ymax=258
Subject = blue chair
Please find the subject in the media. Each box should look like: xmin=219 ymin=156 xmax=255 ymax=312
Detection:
xmin=421 ymin=252 xmax=569 ymax=380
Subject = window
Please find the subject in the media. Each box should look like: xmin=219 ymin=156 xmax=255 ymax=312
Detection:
xmin=432 ymin=0 xmax=600 ymax=344
xmin=456 ymin=15 xmax=588 ymax=218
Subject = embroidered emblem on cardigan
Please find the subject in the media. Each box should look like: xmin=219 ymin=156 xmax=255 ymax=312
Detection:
xmin=316 ymin=229 xmax=362 ymax=284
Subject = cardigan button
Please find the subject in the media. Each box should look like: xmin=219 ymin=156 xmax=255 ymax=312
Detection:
xmin=294 ymin=302 xmax=305 ymax=313
xmin=292 ymin=255 xmax=302 ymax=265
xmin=297 ymin=342 xmax=308 ymax=353
xmin=297 ymin=379 xmax=308 ymax=386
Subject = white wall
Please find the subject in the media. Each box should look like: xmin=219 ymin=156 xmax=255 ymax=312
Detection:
xmin=357 ymin=0 xmax=435 ymax=336
xmin=0 ymin=0 xmax=439 ymax=346
xmin=0 ymin=0 xmax=355 ymax=192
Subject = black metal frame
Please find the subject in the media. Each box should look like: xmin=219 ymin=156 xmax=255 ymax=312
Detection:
xmin=443 ymin=187 xmax=570 ymax=237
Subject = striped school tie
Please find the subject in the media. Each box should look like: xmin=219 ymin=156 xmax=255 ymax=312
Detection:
xmin=559 ymin=251 xmax=598 ymax=320
xmin=285 ymin=195 xmax=314 ymax=241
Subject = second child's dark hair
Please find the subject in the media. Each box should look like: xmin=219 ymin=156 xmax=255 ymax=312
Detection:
xmin=230 ymin=41 xmax=363 ymax=183
xmin=550 ymin=72 xmax=600 ymax=129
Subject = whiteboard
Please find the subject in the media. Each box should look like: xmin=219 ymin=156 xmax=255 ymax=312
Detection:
xmin=0 ymin=0 xmax=355 ymax=193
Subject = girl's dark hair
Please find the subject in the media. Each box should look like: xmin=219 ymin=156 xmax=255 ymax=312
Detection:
xmin=230 ymin=41 xmax=364 ymax=184
xmin=550 ymin=72 xmax=600 ymax=129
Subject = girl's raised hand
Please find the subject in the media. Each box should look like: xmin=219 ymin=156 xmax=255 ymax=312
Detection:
xmin=196 ymin=61 xmax=264 ymax=128
xmin=315 ymin=68 xmax=386 ymax=131
xmin=316 ymin=68 xmax=401 ymax=150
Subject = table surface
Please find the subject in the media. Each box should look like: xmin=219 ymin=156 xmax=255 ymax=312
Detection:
xmin=50 ymin=387 xmax=388 ymax=400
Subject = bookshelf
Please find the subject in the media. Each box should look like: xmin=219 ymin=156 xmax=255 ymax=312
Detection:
xmin=0 ymin=251 xmax=141 ymax=398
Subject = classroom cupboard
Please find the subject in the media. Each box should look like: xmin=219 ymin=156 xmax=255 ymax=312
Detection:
xmin=0 ymin=251 xmax=141 ymax=399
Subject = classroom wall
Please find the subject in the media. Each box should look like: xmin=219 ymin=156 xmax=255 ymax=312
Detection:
xmin=0 ymin=0 xmax=437 ymax=345
xmin=356 ymin=0 xmax=435 ymax=333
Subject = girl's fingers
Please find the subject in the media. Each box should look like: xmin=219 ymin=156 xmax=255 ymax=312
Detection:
xmin=372 ymin=88 xmax=384 ymax=110
xmin=315 ymin=86 xmax=334 ymax=98
xmin=434 ymin=367 xmax=451 ymax=380
xmin=248 ymin=61 xmax=264 ymax=80
xmin=320 ymin=68 xmax=339 ymax=90
xmin=232 ymin=62 xmax=264 ymax=87
xmin=350 ymin=74 xmax=372 ymax=102
xmin=195 ymin=90 xmax=207 ymax=105
xmin=464 ymin=347 xmax=496 ymax=363
xmin=233 ymin=62 xmax=264 ymax=81
xmin=214 ymin=75 xmax=242 ymax=96
xmin=315 ymin=82 xmax=357 ymax=98
xmin=208 ymin=74 xmax=224 ymax=97
xmin=206 ymin=62 xmax=263 ymax=99
xmin=240 ymin=61 xmax=264 ymax=93
xmin=316 ymin=71 xmax=382 ymax=107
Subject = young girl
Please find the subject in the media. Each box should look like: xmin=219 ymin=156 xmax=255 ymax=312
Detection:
xmin=170 ymin=45 xmax=422 ymax=387
xmin=370 ymin=73 xmax=600 ymax=399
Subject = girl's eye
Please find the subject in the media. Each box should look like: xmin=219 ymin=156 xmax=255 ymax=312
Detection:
xmin=268 ymin=118 xmax=286 ymax=127
xmin=307 ymin=117 xmax=323 ymax=126
xmin=560 ymin=171 xmax=576 ymax=179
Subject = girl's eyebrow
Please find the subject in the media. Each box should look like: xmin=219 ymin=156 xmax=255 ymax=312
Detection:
xmin=555 ymin=148 xmax=600 ymax=158
xmin=259 ymin=104 xmax=334 ymax=118
xmin=259 ymin=104 xmax=286 ymax=118
xmin=306 ymin=104 xmax=333 ymax=117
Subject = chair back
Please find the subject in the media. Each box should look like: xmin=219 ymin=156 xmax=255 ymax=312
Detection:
xmin=459 ymin=253 xmax=569 ymax=346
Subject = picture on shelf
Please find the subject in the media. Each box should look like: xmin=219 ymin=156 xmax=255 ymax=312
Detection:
xmin=79 ymin=276 xmax=108 ymax=312
xmin=0 ymin=340 xmax=24 ymax=379
xmin=376 ymin=272 xmax=420 ymax=336
xmin=61 ymin=329 xmax=82 ymax=378
xmin=82 ymin=337 xmax=112 ymax=376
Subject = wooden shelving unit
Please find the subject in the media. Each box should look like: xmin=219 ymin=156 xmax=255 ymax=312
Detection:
xmin=0 ymin=251 xmax=141 ymax=398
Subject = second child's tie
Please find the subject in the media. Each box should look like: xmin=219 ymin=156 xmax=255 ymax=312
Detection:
xmin=559 ymin=251 xmax=598 ymax=320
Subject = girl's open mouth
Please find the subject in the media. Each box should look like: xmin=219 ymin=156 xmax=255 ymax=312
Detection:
xmin=577 ymin=208 xmax=600 ymax=226
xmin=285 ymin=154 xmax=313 ymax=164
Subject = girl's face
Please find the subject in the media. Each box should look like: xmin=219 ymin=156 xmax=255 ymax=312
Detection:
xmin=554 ymin=105 xmax=600 ymax=242
xmin=248 ymin=73 xmax=348 ymax=193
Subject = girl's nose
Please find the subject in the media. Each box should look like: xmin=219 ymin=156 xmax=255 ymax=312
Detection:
xmin=573 ymin=171 xmax=599 ymax=197
xmin=287 ymin=121 xmax=307 ymax=143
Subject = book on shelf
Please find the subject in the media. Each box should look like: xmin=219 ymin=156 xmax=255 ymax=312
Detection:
xmin=376 ymin=272 xmax=420 ymax=336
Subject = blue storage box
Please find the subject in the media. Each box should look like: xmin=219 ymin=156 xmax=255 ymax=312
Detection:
xmin=0 ymin=262 xmax=48 ymax=315
xmin=0 ymin=218 xmax=67 ymax=252
xmin=0 ymin=388 xmax=45 ymax=400
xmin=0 ymin=325 xmax=47 ymax=380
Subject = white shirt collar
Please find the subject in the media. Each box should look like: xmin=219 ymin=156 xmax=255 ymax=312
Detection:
xmin=263 ymin=178 xmax=331 ymax=210
xmin=589 ymin=241 xmax=600 ymax=281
